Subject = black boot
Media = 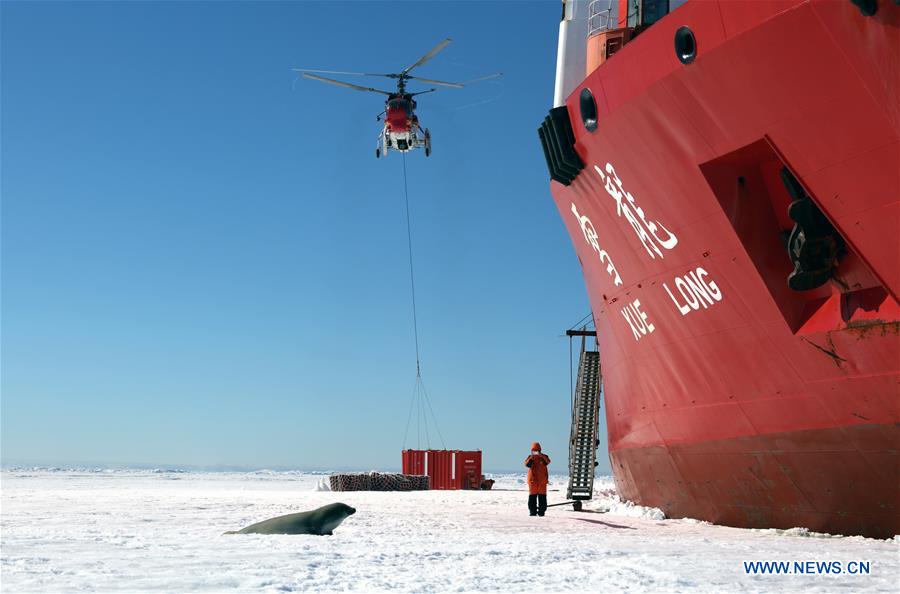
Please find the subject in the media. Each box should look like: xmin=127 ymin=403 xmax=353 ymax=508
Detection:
xmin=528 ymin=494 xmax=538 ymax=516
xmin=537 ymin=494 xmax=547 ymax=516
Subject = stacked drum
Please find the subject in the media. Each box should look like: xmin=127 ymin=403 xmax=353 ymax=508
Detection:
xmin=329 ymin=472 xmax=429 ymax=491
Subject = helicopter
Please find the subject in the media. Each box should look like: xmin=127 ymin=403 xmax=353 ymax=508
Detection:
xmin=293 ymin=39 xmax=500 ymax=158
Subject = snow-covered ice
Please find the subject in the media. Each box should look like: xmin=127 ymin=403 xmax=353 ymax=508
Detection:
xmin=1 ymin=469 xmax=897 ymax=592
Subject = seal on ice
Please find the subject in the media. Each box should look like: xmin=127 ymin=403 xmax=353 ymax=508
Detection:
xmin=224 ymin=502 xmax=356 ymax=536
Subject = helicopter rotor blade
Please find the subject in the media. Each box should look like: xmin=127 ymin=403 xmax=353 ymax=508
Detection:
xmin=401 ymin=38 xmax=452 ymax=76
xmin=461 ymin=72 xmax=503 ymax=85
xmin=301 ymin=73 xmax=393 ymax=95
xmin=406 ymin=76 xmax=464 ymax=89
xmin=409 ymin=88 xmax=439 ymax=97
xmin=292 ymin=68 xmax=395 ymax=78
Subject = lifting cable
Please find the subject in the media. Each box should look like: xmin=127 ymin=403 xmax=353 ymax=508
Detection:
xmin=402 ymin=153 xmax=421 ymax=376
xmin=400 ymin=152 xmax=446 ymax=451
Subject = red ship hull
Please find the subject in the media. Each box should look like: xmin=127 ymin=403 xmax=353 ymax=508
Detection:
xmin=549 ymin=0 xmax=898 ymax=538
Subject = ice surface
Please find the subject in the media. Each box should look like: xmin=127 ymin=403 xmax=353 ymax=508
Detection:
xmin=1 ymin=469 xmax=897 ymax=592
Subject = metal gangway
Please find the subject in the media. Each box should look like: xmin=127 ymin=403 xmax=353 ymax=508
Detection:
xmin=565 ymin=332 xmax=602 ymax=510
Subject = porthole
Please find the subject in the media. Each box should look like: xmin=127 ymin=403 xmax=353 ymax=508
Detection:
xmin=674 ymin=26 xmax=697 ymax=65
xmin=850 ymin=0 xmax=877 ymax=17
xmin=580 ymin=87 xmax=598 ymax=132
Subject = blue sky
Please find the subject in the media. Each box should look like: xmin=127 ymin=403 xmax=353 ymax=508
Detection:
xmin=1 ymin=1 xmax=605 ymax=473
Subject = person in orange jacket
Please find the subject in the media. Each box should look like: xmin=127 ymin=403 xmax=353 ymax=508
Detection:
xmin=524 ymin=442 xmax=550 ymax=516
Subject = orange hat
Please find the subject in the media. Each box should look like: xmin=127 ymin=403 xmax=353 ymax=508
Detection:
xmin=531 ymin=442 xmax=542 ymax=451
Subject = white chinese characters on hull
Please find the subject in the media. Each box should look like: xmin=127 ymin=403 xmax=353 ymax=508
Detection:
xmin=594 ymin=163 xmax=678 ymax=260
xmin=571 ymin=202 xmax=623 ymax=287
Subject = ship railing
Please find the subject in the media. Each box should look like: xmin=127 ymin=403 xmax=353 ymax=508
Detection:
xmin=588 ymin=0 xmax=615 ymax=36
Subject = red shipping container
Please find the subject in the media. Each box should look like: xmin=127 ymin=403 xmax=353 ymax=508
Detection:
xmin=401 ymin=449 xmax=426 ymax=476
xmin=454 ymin=450 xmax=482 ymax=490
xmin=429 ymin=449 xmax=453 ymax=490
xmin=401 ymin=449 xmax=483 ymax=490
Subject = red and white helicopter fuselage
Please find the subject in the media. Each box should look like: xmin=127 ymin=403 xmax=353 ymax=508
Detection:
xmin=378 ymin=94 xmax=430 ymax=157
